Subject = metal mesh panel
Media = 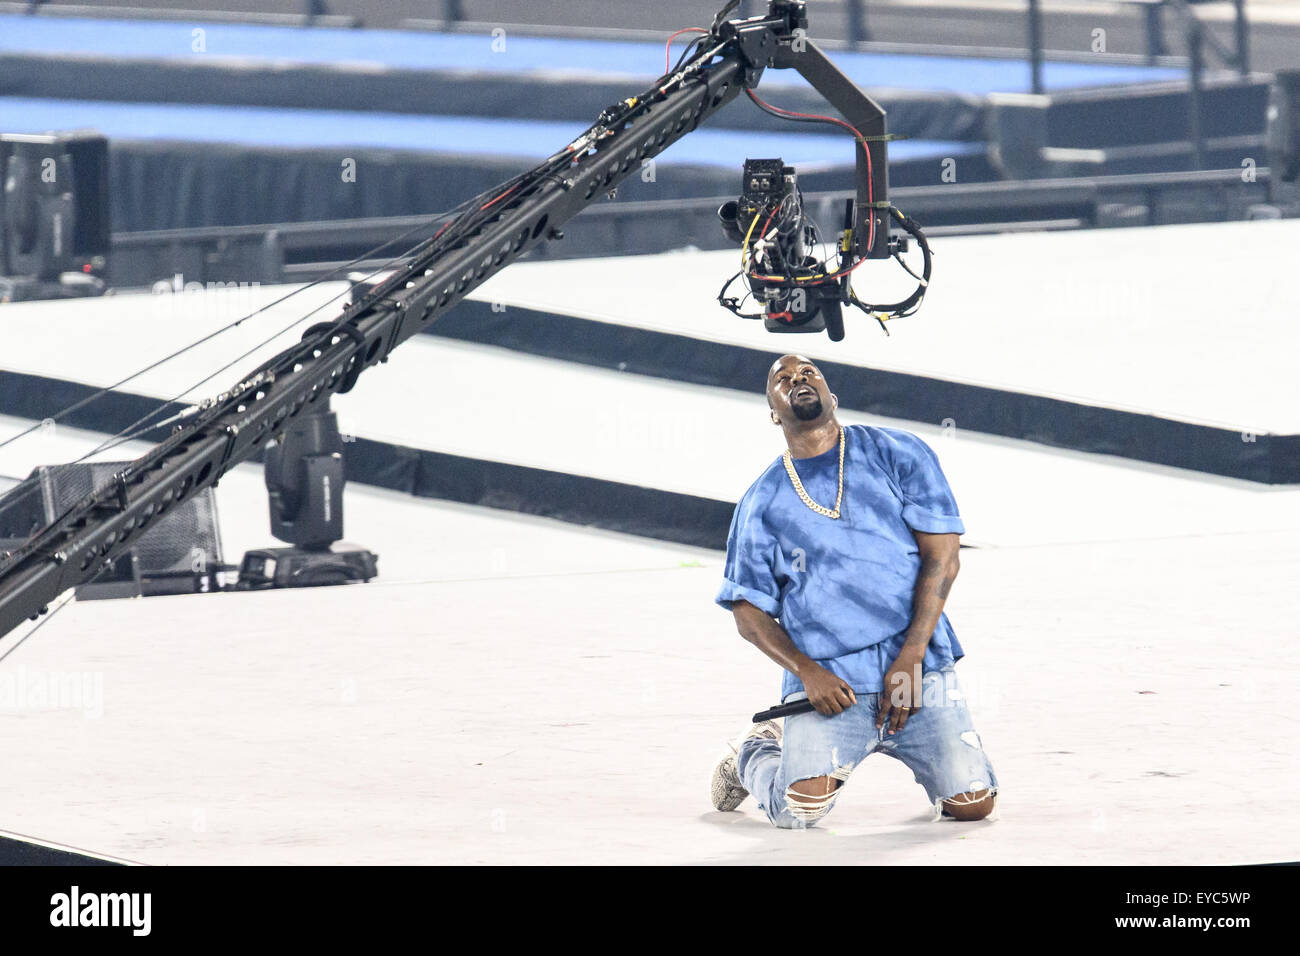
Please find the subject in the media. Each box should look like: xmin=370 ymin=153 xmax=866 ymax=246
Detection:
xmin=0 ymin=462 xmax=222 ymax=579
xmin=0 ymin=474 xmax=51 ymax=541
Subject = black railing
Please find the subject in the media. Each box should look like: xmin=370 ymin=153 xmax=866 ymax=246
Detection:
xmin=1168 ymin=0 xmax=1252 ymax=170
xmin=1028 ymin=0 xmax=1045 ymax=94
xmin=1164 ymin=0 xmax=1249 ymax=75
xmin=433 ymin=0 xmax=875 ymax=47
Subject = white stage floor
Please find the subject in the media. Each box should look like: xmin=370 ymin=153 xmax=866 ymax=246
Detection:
xmin=0 ymin=415 xmax=1297 ymax=865
xmin=468 ymin=218 xmax=1300 ymax=435
xmin=2 ymin=219 xmax=1296 ymax=441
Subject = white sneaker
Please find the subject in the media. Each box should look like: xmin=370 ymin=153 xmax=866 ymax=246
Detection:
xmin=710 ymin=720 xmax=782 ymax=812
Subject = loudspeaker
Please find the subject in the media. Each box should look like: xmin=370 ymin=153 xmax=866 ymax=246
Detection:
xmin=1266 ymin=70 xmax=1300 ymax=203
xmin=0 ymin=131 xmax=109 ymax=282
xmin=0 ymin=461 xmax=224 ymax=598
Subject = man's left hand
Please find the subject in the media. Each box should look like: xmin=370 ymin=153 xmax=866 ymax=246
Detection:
xmin=877 ymin=648 xmax=925 ymax=735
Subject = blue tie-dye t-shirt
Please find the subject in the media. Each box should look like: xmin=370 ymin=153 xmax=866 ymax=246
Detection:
xmin=716 ymin=424 xmax=967 ymax=702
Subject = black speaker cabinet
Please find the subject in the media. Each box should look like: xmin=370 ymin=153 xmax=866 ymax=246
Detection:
xmin=0 ymin=461 xmax=223 ymax=599
xmin=1267 ymin=70 xmax=1300 ymax=203
xmin=0 ymin=131 xmax=109 ymax=282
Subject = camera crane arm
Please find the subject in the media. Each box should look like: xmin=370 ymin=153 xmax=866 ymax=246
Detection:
xmin=0 ymin=0 xmax=897 ymax=639
xmin=719 ymin=13 xmax=890 ymax=262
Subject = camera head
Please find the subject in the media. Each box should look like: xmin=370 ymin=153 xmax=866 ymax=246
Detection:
xmin=718 ymin=159 xmax=844 ymax=338
xmin=717 ymin=157 xmax=931 ymax=342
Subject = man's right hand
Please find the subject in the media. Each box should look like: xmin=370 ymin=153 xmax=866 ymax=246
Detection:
xmin=797 ymin=662 xmax=858 ymax=716
xmin=732 ymin=602 xmax=858 ymax=717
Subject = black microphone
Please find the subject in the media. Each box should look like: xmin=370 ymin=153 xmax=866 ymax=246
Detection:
xmin=751 ymin=698 xmax=816 ymax=722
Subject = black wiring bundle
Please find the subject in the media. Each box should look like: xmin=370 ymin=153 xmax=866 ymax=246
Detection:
xmin=716 ymin=83 xmax=933 ymax=335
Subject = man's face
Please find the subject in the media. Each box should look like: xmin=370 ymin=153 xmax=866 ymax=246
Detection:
xmin=767 ymin=355 xmax=833 ymax=425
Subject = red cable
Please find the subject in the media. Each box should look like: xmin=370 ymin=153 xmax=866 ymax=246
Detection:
xmin=427 ymin=181 xmax=521 ymax=246
xmin=744 ymin=200 xmax=784 ymax=278
xmin=745 ymin=88 xmax=877 ymax=256
xmin=479 ymin=183 xmax=520 ymax=211
xmin=665 ymin=27 xmax=709 ymax=73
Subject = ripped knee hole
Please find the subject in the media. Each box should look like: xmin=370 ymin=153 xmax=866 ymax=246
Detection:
xmin=786 ymin=776 xmax=842 ymax=820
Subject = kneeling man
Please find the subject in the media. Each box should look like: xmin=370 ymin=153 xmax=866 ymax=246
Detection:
xmin=711 ymin=354 xmax=998 ymax=828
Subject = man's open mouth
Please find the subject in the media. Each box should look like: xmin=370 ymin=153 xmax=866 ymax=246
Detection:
xmin=792 ymin=385 xmax=816 ymax=400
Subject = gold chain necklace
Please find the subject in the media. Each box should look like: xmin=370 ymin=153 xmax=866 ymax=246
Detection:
xmin=782 ymin=426 xmax=845 ymax=519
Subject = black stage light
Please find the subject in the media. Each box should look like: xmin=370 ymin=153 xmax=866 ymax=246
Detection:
xmin=0 ymin=130 xmax=109 ymax=302
xmin=1267 ymin=70 xmax=1300 ymax=205
xmin=236 ymin=398 xmax=379 ymax=591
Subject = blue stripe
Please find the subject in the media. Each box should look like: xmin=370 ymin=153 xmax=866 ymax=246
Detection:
xmin=0 ymin=14 xmax=1183 ymax=93
xmin=0 ymin=96 xmax=982 ymax=162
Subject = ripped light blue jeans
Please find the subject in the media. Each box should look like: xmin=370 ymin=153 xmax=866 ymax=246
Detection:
xmin=737 ymin=664 xmax=998 ymax=829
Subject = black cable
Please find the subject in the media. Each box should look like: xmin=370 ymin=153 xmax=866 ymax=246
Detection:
xmin=88 ymin=154 xmax=578 ymax=461
xmin=75 ymin=291 xmax=347 ymax=462
xmin=0 ymin=592 xmax=73 ymax=664
xmin=848 ymin=206 xmax=932 ymax=317
xmin=717 ymin=270 xmax=765 ymax=321
xmin=243 ymin=32 xmax=729 ymax=399
xmin=670 ymin=35 xmax=704 ymax=75
xmin=2 ymin=27 xmax=740 ymax=577
xmin=892 ymin=250 xmax=924 ymax=285
xmin=4 ymin=29 xmax=726 ymax=540
xmin=0 ymin=165 xmax=565 ymax=547
xmin=0 ymin=204 xmax=475 ymax=458
xmin=123 ymin=38 xmax=701 ymax=453
xmin=711 ymin=0 xmax=742 ymax=33
xmin=82 ymin=167 xmax=568 ymax=464
xmin=3 ymin=138 xmax=571 ymax=467
xmin=741 ymin=84 xmax=933 ymax=328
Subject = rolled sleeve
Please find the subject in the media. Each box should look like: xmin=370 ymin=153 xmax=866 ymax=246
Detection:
xmin=900 ymin=502 xmax=965 ymax=535
xmin=715 ymin=495 xmax=782 ymax=618
xmin=878 ymin=427 xmax=966 ymax=536
xmin=715 ymin=578 xmax=781 ymax=618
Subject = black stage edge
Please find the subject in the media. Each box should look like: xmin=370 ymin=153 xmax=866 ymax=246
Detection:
xmin=96 ymin=141 xmax=983 ymax=233
xmin=0 ymin=370 xmax=190 ymax=442
xmin=0 ymin=370 xmax=736 ymax=549
xmin=426 ymin=301 xmax=1300 ymax=486
xmin=0 ymin=833 xmax=123 ymax=866
xmin=343 ymin=437 xmax=734 ymax=549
